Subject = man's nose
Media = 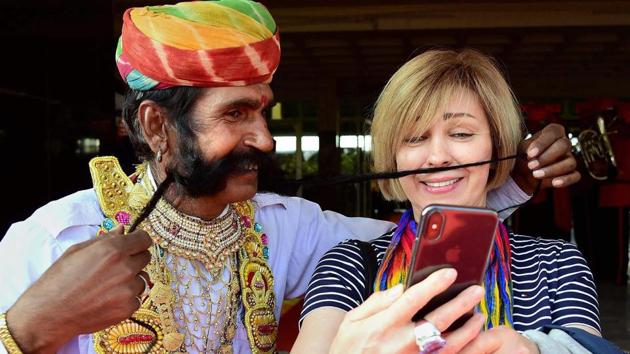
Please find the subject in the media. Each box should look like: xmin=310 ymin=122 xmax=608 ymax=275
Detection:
xmin=244 ymin=118 xmax=274 ymax=153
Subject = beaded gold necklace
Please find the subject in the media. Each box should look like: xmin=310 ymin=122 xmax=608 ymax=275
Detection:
xmin=148 ymin=197 xmax=245 ymax=276
xmin=89 ymin=157 xmax=278 ymax=354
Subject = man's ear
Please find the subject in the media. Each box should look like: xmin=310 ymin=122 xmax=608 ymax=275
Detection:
xmin=137 ymin=100 xmax=168 ymax=156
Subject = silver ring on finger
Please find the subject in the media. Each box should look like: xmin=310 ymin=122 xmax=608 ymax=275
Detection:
xmin=414 ymin=319 xmax=446 ymax=354
xmin=137 ymin=273 xmax=150 ymax=299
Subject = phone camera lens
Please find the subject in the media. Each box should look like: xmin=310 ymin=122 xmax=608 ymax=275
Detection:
xmin=426 ymin=212 xmax=444 ymax=240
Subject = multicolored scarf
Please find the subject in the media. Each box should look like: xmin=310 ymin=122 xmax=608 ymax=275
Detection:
xmin=375 ymin=209 xmax=513 ymax=329
xmin=116 ymin=0 xmax=281 ymax=91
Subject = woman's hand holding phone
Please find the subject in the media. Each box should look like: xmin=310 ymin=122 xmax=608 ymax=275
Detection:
xmin=329 ymin=268 xmax=486 ymax=354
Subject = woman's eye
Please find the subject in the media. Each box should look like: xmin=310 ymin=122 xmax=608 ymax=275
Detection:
xmin=404 ymin=136 xmax=426 ymax=144
xmin=451 ymin=132 xmax=473 ymax=139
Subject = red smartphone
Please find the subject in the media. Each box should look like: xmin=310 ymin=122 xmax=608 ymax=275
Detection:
xmin=405 ymin=204 xmax=498 ymax=330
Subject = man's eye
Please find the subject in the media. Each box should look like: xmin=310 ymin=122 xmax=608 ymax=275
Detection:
xmin=226 ymin=110 xmax=243 ymax=119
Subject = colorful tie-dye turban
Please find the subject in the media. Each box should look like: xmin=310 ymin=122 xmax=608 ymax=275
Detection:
xmin=116 ymin=0 xmax=280 ymax=91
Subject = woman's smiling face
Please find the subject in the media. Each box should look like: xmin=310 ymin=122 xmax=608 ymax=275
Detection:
xmin=396 ymin=89 xmax=493 ymax=219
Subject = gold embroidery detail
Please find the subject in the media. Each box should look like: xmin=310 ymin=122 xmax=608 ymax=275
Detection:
xmin=162 ymin=332 xmax=185 ymax=352
xmin=127 ymin=165 xmax=151 ymax=214
xmin=235 ymin=202 xmax=278 ymax=354
xmin=149 ymin=281 xmax=182 ymax=351
xmin=89 ymin=157 xmax=134 ymax=222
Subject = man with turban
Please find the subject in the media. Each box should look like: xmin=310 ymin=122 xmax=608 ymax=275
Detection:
xmin=0 ymin=1 xmax=579 ymax=353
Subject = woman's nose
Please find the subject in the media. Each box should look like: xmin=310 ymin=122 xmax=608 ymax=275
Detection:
xmin=426 ymin=139 xmax=452 ymax=167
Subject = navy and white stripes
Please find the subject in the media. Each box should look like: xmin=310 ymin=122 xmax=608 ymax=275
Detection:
xmin=300 ymin=231 xmax=601 ymax=335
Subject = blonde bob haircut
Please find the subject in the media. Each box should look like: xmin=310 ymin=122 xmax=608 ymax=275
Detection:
xmin=371 ymin=49 xmax=524 ymax=201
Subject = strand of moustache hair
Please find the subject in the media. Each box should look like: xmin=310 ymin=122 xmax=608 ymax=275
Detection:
xmin=292 ymin=154 xmax=520 ymax=187
xmin=289 ymin=153 xmax=540 ymax=213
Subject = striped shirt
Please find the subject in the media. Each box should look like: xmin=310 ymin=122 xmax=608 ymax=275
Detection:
xmin=300 ymin=230 xmax=601 ymax=334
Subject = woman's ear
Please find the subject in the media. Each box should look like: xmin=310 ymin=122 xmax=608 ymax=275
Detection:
xmin=137 ymin=100 xmax=169 ymax=159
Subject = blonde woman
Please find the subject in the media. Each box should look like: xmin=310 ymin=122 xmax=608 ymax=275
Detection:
xmin=293 ymin=49 xmax=603 ymax=354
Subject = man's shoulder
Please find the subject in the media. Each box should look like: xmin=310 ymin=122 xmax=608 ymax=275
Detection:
xmin=252 ymin=193 xmax=363 ymax=223
xmin=0 ymin=189 xmax=103 ymax=271
xmin=25 ymin=188 xmax=104 ymax=238
xmin=253 ymin=193 xmax=325 ymax=214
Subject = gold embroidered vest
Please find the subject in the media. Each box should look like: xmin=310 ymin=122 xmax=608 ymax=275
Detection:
xmin=89 ymin=156 xmax=278 ymax=354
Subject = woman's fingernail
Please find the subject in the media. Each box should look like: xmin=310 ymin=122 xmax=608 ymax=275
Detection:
xmin=468 ymin=285 xmax=484 ymax=297
xmin=528 ymin=160 xmax=540 ymax=169
xmin=533 ymin=169 xmax=545 ymax=178
xmin=441 ymin=268 xmax=457 ymax=280
xmin=528 ymin=147 xmax=539 ymax=158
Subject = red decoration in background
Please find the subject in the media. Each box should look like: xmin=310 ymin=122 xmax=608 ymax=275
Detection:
xmin=575 ymin=97 xmax=618 ymax=118
xmin=618 ymin=103 xmax=630 ymax=124
xmin=521 ymin=103 xmax=562 ymax=132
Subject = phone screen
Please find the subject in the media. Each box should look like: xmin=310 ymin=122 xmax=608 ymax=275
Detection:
xmin=405 ymin=205 xmax=498 ymax=329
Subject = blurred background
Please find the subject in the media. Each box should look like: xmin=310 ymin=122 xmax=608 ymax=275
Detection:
xmin=0 ymin=0 xmax=629 ymax=350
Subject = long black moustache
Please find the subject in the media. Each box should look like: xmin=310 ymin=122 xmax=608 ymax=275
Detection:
xmin=128 ymin=151 xmax=278 ymax=232
xmin=167 ymin=148 xmax=274 ymax=197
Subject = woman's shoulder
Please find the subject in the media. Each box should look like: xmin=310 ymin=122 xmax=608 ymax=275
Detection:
xmin=300 ymin=229 xmax=396 ymax=324
xmin=510 ymin=233 xmax=572 ymax=246
xmin=509 ymin=233 xmax=600 ymax=333
xmin=509 ymin=233 xmax=591 ymax=276
xmin=510 ymin=233 xmax=583 ymax=258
